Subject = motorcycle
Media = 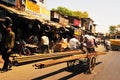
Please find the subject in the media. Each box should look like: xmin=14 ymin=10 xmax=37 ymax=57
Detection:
xmin=105 ymin=40 xmax=110 ymax=52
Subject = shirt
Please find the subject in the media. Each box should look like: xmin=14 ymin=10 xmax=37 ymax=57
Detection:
xmin=5 ymin=30 xmax=15 ymax=49
xmin=84 ymin=35 xmax=95 ymax=48
xmin=68 ymin=38 xmax=80 ymax=50
xmin=41 ymin=36 xmax=49 ymax=45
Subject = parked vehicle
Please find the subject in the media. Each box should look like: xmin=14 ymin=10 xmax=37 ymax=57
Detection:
xmin=110 ymin=35 xmax=120 ymax=51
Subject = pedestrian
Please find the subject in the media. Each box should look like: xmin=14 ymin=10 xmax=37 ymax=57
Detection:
xmin=1 ymin=17 xmax=15 ymax=71
xmin=104 ymin=39 xmax=110 ymax=52
xmin=41 ymin=33 xmax=49 ymax=53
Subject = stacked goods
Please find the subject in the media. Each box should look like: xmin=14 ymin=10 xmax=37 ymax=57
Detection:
xmin=54 ymin=42 xmax=68 ymax=52
xmin=12 ymin=50 xmax=84 ymax=65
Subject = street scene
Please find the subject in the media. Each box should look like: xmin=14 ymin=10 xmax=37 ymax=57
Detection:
xmin=0 ymin=0 xmax=120 ymax=80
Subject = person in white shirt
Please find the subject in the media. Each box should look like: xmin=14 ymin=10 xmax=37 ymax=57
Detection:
xmin=68 ymin=35 xmax=80 ymax=50
xmin=41 ymin=33 xmax=49 ymax=53
xmin=105 ymin=39 xmax=110 ymax=51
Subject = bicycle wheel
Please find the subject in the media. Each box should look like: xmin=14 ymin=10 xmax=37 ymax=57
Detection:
xmin=25 ymin=48 xmax=31 ymax=56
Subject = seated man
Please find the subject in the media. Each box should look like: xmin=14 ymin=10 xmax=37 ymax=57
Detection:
xmin=84 ymin=32 xmax=97 ymax=53
xmin=68 ymin=35 xmax=80 ymax=50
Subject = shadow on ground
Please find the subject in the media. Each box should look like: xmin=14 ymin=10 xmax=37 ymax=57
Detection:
xmin=32 ymin=62 xmax=102 ymax=80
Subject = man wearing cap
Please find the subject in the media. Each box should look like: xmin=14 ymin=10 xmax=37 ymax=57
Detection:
xmin=1 ymin=17 xmax=15 ymax=71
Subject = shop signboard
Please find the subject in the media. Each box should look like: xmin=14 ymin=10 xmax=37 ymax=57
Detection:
xmin=73 ymin=19 xmax=81 ymax=27
xmin=25 ymin=0 xmax=50 ymax=20
xmin=26 ymin=0 xmax=40 ymax=14
xmin=40 ymin=5 xmax=50 ymax=20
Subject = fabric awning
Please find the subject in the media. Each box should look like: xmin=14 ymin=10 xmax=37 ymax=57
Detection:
xmin=0 ymin=4 xmax=45 ymax=22
xmin=0 ymin=3 xmax=62 ymax=28
xmin=48 ymin=21 xmax=61 ymax=28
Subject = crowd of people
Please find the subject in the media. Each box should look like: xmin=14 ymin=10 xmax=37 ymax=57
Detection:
xmin=52 ymin=31 xmax=98 ymax=53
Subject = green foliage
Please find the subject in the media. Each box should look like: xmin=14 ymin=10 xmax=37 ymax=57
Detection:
xmin=52 ymin=6 xmax=89 ymax=18
xmin=117 ymin=24 xmax=120 ymax=27
xmin=109 ymin=25 xmax=120 ymax=34
xmin=82 ymin=12 xmax=89 ymax=18
xmin=109 ymin=25 xmax=120 ymax=38
xmin=52 ymin=6 xmax=73 ymax=16
xmin=109 ymin=25 xmax=117 ymax=34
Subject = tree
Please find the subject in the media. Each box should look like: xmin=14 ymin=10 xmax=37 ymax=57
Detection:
xmin=116 ymin=24 xmax=120 ymax=34
xmin=109 ymin=25 xmax=116 ymax=34
xmin=82 ymin=12 xmax=89 ymax=18
xmin=52 ymin=6 xmax=73 ymax=16
xmin=52 ymin=6 xmax=89 ymax=18
xmin=73 ymin=11 xmax=82 ymax=18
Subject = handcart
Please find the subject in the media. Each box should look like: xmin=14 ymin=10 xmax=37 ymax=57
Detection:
xmin=33 ymin=51 xmax=106 ymax=73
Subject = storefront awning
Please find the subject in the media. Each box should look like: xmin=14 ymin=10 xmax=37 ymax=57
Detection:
xmin=0 ymin=4 xmax=46 ymax=23
xmin=0 ymin=3 xmax=62 ymax=28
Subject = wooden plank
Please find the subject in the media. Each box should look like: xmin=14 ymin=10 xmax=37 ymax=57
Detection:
xmin=34 ymin=51 xmax=106 ymax=68
xmin=14 ymin=50 xmax=84 ymax=64
xmin=16 ymin=50 xmax=83 ymax=59
xmin=35 ymin=54 xmax=86 ymax=68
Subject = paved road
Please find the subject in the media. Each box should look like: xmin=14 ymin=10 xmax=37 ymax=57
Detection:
xmin=93 ymin=51 xmax=120 ymax=80
xmin=0 ymin=45 xmax=120 ymax=80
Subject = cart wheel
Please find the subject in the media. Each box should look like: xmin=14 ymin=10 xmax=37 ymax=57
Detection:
xmin=88 ymin=57 xmax=96 ymax=73
xmin=25 ymin=48 xmax=31 ymax=56
xmin=67 ymin=60 xmax=75 ymax=68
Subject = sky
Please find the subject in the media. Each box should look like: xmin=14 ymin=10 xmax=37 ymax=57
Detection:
xmin=45 ymin=0 xmax=120 ymax=33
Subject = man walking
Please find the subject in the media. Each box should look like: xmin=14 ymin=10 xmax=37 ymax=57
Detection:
xmin=1 ymin=17 xmax=15 ymax=71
